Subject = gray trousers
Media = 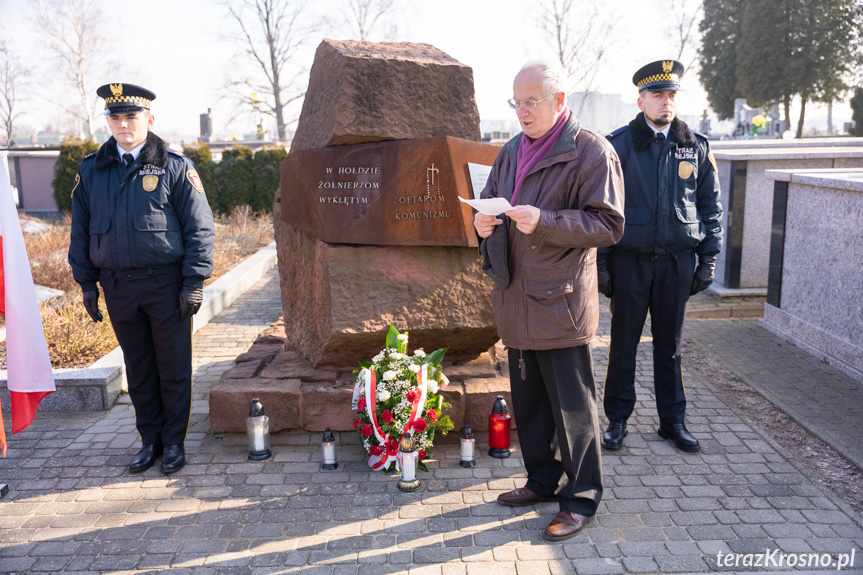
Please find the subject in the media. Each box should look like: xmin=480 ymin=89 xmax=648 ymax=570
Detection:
xmin=508 ymin=346 xmax=603 ymax=516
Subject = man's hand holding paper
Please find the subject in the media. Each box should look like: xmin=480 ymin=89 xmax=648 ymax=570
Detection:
xmin=458 ymin=196 xmax=514 ymax=216
xmin=473 ymin=212 xmax=502 ymax=238
xmin=506 ymin=205 xmax=540 ymax=235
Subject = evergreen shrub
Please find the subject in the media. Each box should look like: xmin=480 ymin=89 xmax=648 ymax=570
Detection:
xmin=851 ymin=87 xmax=863 ymax=136
xmin=214 ymin=145 xmax=254 ymax=213
xmin=52 ymin=138 xmax=99 ymax=213
xmin=251 ymin=146 xmax=287 ymax=213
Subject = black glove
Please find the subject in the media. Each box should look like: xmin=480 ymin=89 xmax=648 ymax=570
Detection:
xmin=691 ymin=255 xmax=716 ymax=295
xmin=179 ymin=285 xmax=204 ymax=319
xmin=82 ymin=290 xmax=103 ymax=322
xmin=596 ymin=253 xmax=612 ymax=298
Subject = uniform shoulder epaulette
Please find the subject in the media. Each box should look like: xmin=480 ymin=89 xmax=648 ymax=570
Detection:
xmin=692 ymin=130 xmax=709 ymax=141
xmin=607 ymin=125 xmax=629 ymax=139
xmin=82 ymin=150 xmax=97 ymax=160
xmin=166 ymin=147 xmax=185 ymax=158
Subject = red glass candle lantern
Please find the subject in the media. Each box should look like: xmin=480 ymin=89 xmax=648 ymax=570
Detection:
xmin=488 ymin=395 xmax=511 ymax=458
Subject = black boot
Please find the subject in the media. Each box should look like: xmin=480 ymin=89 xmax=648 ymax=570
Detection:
xmin=129 ymin=444 xmax=163 ymax=473
xmin=161 ymin=444 xmax=186 ymax=474
xmin=658 ymin=423 xmax=700 ymax=452
xmin=601 ymin=419 xmax=628 ymax=450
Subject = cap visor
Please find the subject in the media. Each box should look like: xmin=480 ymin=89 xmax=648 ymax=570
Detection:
xmin=104 ymin=105 xmax=147 ymax=115
xmin=641 ymin=83 xmax=682 ymax=92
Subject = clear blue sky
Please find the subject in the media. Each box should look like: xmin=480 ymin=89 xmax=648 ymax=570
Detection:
xmin=0 ymin=0 xmax=851 ymax=141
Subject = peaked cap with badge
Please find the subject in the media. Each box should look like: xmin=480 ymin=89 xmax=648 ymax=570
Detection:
xmin=632 ymin=60 xmax=684 ymax=92
xmin=96 ymin=83 xmax=156 ymax=115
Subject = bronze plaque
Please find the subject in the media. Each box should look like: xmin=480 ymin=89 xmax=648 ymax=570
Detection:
xmin=279 ymin=136 xmax=500 ymax=247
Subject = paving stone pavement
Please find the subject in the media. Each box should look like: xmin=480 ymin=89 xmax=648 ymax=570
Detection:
xmin=1 ymin=269 xmax=862 ymax=575
xmin=683 ymin=318 xmax=863 ymax=472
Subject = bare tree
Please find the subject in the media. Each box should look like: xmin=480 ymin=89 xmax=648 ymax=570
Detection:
xmin=344 ymin=0 xmax=398 ymax=41
xmin=223 ymin=0 xmax=318 ymax=141
xmin=32 ymin=0 xmax=113 ymax=139
xmin=0 ymin=40 xmax=29 ymax=146
xmin=535 ymin=0 xmax=616 ymax=107
xmin=664 ymin=0 xmax=702 ymax=73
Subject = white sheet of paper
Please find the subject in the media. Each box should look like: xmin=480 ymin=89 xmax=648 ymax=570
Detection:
xmin=458 ymin=196 xmax=514 ymax=216
xmin=467 ymin=162 xmax=493 ymax=199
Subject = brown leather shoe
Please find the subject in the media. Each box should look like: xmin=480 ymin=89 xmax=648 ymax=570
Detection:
xmin=497 ymin=487 xmax=555 ymax=507
xmin=543 ymin=510 xmax=592 ymax=541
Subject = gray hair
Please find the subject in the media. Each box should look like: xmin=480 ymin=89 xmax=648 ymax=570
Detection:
xmin=518 ymin=61 xmax=567 ymax=97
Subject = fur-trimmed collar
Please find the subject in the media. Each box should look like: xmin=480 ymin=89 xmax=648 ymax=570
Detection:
xmin=629 ymin=112 xmax=696 ymax=151
xmin=94 ymin=132 xmax=168 ymax=170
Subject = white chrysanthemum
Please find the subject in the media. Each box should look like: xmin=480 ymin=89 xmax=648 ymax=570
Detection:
xmin=389 ymin=352 xmax=406 ymax=360
xmin=382 ymin=370 xmax=396 ymax=381
xmin=427 ymin=380 xmax=439 ymax=394
xmin=397 ymin=334 xmax=408 ymax=342
xmin=372 ymin=352 xmax=384 ymax=363
xmin=414 ymin=349 xmax=426 ymax=358
xmin=409 ymin=363 xmax=420 ymax=373
xmin=377 ymin=389 xmax=391 ymax=402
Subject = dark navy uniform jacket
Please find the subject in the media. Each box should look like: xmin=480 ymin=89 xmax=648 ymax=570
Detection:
xmin=69 ymin=132 xmax=215 ymax=292
xmin=605 ymin=113 xmax=723 ymax=257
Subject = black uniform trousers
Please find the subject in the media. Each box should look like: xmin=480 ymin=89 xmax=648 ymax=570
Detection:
xmin=509 ymin=345 xmax=603 ymax=517
xmin=603 ymin=250 xmax=696 ymax=425
xmin=100 ymin=267 xmax=192 ymax=447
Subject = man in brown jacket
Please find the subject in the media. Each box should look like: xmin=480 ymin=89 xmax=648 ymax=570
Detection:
xmin=474 ymin=61 xmax=625 ymax=541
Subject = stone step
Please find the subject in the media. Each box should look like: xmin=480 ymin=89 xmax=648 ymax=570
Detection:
xmin=208 ymin=323 xmax=516 ymax=434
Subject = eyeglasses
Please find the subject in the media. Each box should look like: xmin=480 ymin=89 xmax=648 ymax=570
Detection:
xmin=507 ymin=93 xmax=557 ymax=111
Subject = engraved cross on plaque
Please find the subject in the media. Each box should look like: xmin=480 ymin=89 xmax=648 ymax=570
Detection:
xmin=426 ymin=163 xmax=440 ymax=199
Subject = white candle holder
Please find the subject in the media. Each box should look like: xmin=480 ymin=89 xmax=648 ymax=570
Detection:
xmin=397 ymin=432 xmax=420 ymax=492
xmin=246 ymin=398 xmax=271 ymax=461
xmin=321 ymin=428 xmax=338 ymax=470
xmin=460 ymin=425 xmax=476 ymax=468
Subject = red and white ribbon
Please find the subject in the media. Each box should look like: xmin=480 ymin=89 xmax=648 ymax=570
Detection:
xmin=358 ymin=365 xmax=428 ymax=471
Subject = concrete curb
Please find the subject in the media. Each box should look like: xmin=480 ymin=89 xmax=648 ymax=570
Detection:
xmin=0 ymin=242 xmax=278 ymax=412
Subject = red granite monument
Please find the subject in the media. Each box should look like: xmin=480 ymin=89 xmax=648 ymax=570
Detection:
xmin=275 ymin=39 xmax=501 ymax=367
xmin=209 ymin=39 xmax=513 ymax=432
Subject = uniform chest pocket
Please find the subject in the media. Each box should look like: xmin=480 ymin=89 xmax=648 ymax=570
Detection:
xmin=134 ymin=213 xmax=183 ymax=260
xmin=134 ymin=214 xmax=179 ymax=231
xmin=522 ymin=277 xmax=579 ymax=341
xmin=675 ymin=205 xmax=699 ymax=224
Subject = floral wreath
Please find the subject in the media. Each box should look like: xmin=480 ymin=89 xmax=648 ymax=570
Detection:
xmin=351 ymin=326 xmax=453 ymax=472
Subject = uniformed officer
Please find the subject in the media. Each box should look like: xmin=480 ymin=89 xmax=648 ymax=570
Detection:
xmin=599 ymin=61 xmax=723 ymax=452
xmin=69 ymin=83 xmax=215 ymax=474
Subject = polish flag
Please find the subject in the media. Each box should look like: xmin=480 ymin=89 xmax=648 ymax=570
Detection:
xmin=0 ymin=152 xmax=55 ymax=456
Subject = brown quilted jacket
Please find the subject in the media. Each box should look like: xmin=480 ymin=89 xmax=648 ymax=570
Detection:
xmin=480 ymin=115 xmax=625 ymax=350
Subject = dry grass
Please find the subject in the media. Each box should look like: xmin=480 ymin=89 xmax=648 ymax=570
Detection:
xmin=1 ymin=206 xmax=274 ymax=369
xmin=208 ymin=205 xmax=275 ymax=284
xmin=27 ymin=213 xmax=79 ymax=293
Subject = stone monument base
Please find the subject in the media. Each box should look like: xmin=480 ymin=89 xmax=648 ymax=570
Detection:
xmin=208 ymin=318 xmax=515 ymax=434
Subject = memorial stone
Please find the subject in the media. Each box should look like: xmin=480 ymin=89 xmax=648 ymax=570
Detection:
xmin=291 ymin=39 xmax=481 ymax=151
xmin=274 ymin=39 xmax=500 ymax=367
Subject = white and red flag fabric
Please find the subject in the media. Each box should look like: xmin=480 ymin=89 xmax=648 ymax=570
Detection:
xmin=0 ymin=152 xmax=55 ymax=456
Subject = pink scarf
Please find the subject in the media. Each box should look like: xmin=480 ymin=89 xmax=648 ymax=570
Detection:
xmin=512 ymin=108 xmax=571 ymax=205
